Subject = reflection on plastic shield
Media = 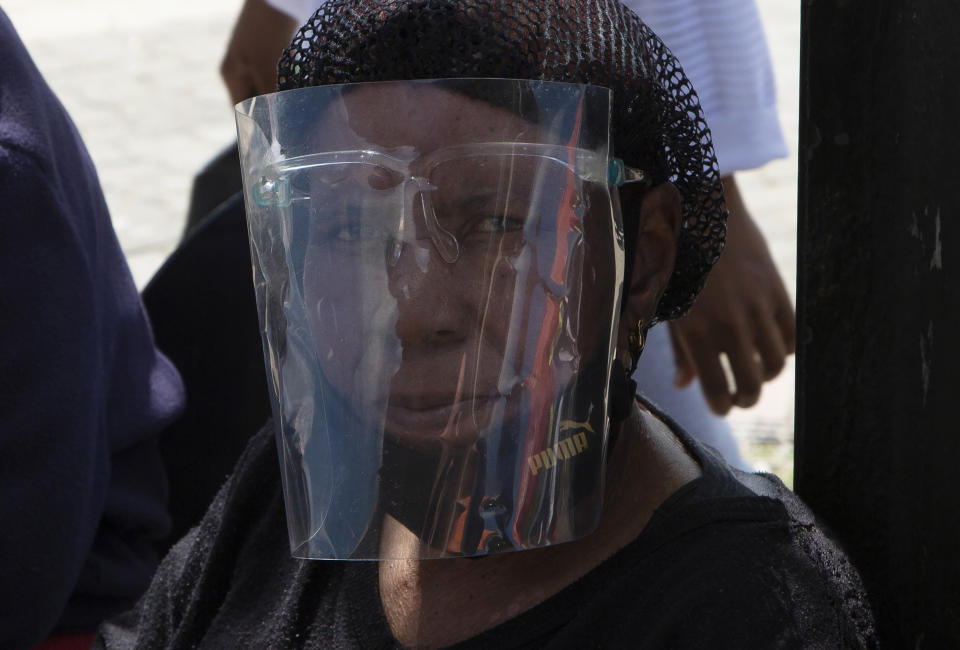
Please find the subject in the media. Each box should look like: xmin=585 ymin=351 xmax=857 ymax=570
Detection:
xmin=236 ymin=79 xmax=624 ymax=560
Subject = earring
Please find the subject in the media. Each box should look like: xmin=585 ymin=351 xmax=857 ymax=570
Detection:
xmin=628 ymin=318 xmax=647 ymax=373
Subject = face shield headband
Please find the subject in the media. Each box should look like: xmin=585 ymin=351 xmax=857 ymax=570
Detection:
xmin=236 ymin=79 xmax=649 ymax=560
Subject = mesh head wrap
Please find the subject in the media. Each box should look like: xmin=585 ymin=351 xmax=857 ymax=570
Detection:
xmin=277 ymin=0 xmax=726 ymax=320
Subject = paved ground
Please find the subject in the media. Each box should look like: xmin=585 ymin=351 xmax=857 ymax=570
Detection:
xmin=4 ymin=0 xmax=800 ymax=484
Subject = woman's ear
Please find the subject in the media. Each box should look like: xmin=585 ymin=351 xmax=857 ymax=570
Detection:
xmin=621 ymin=182 xmax=682 ymax=329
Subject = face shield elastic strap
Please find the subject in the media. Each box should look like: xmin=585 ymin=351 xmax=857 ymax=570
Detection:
xmin=608 ymin=359 xmax=637 ymax=425
xmin=608 ymin=165 xmax=654 ymax=434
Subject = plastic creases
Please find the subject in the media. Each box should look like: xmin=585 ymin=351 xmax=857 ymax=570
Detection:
xmin=236 ymin=79 xmax=625 ymax=560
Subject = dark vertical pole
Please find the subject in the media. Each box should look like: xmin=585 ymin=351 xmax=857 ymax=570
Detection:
xmin=796 ymin=1 xmax=960 ymax=646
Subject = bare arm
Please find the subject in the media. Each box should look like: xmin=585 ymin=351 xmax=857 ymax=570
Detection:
xmin=221 ymin=0 xmax=299 ymax=105
xmin=668 ymin=175 xmax=795 ymax=414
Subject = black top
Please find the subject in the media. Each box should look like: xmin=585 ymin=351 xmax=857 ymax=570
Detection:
xmin=0 ymin=10 xmax=185 ymax=647
xmin=97 ymin=409 xmax=877 ymax=649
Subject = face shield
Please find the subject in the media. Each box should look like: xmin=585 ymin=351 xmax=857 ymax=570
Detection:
xmin=236 ymin=79 xmax=646 ymax=560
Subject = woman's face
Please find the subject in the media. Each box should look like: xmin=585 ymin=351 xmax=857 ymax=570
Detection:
xmin=301 ymin=83 xmax=619 ymax=449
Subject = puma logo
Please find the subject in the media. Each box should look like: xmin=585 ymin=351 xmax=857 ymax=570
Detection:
xmin=526 ymin=427 xmax=591 ymax=476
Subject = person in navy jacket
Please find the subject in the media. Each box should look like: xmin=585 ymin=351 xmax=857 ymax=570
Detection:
xmin=0 ymin=10 xmax=185 ymax=649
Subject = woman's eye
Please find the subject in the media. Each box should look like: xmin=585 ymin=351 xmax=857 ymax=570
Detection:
xmin=336 ymin=223 xmax=383 ymax=242
xmin=473 ymin=215 xmax=525 ymax=234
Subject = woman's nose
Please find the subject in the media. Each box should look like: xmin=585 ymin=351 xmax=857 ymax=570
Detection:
xmin=388 ymin=239 xmax=472 ymax=347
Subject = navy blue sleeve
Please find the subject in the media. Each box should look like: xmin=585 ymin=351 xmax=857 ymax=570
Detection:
xmin=0 ymin=10 xmax=185 ymax=645
xmin=0 ymin=144 xmax=113 ymax=647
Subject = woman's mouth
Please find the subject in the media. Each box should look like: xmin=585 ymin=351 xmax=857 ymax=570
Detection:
xmin=385 ymin=394 xmax=502 ymax=444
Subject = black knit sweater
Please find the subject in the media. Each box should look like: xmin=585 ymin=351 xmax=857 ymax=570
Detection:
xmin=96 ymin=408 xmax=876 ymax=649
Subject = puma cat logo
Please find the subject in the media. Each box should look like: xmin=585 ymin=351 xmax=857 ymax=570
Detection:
xmin=526 ymin=426 xmax=591 ymax=476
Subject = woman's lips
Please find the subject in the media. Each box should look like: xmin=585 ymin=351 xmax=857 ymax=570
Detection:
xmin=385 ymin=395 xmax=501 ymax=441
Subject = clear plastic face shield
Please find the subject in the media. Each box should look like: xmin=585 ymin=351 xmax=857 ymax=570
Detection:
xmin=236 ymin=79 xmax=646 ymax=559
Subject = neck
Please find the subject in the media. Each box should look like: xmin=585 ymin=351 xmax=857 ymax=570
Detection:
xmin=379 ymin=404 xmax=702 ymax=649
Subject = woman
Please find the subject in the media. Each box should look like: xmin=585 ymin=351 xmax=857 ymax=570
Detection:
xmin=221 ymin=0 xmax=796 ymax=460
xmin=98 ymin=1 xmax=874 ymax=647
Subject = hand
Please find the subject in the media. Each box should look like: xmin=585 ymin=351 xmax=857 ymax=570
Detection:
xmin=668 ymin=175 xmax=795 ymax=415
xmin=221 ymin=0 xmax=299 ymax=105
